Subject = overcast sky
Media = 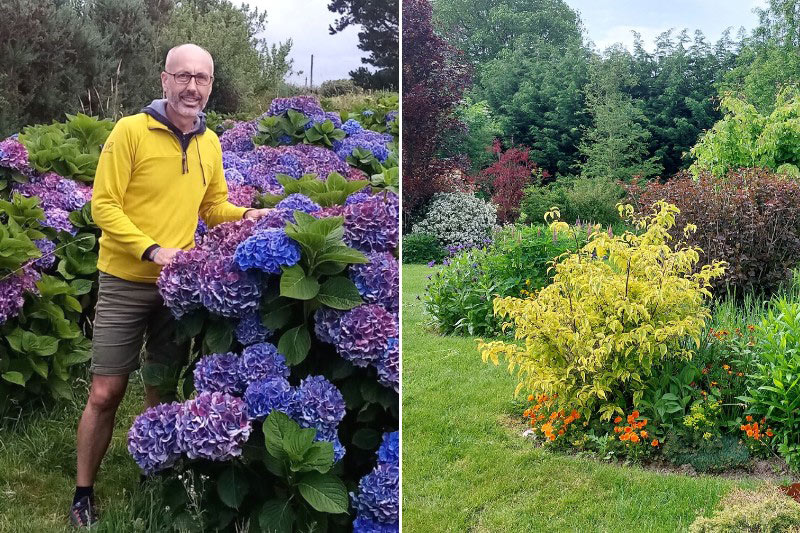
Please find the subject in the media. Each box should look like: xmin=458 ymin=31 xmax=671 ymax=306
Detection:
xmin=566 ymin=0 xmax=767 ymax=52
xmin=243 ymin=1 xmax=367 ymax=86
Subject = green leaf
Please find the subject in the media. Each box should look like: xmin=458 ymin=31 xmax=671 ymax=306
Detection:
xmin=352 ymin=428 xmax=382 ymax=450
xmin=217 ymin=467 xmax=250 ymax=509
xmin=318 ymin=245 xmax=369 ymax=265
xmin=23 ymin=332 xmax=58 ymax=356
xmin=314 ymin=261 xmax=348 ymax=276
xmin=48 ymin=375 xmax=72 ymax=400
xmin=280 ymin=265 xmax=320 ymax=300
xmin=27 ymin=357 xmax=48 ymax=379
xmin=5 ymin=328 xmax=23 ymax=352
xmin=1 ymin=371 xmax=26 ymax=386
xmin=316 ymin=277 xmax=363 ymax=310
xmin=262 ymin=452 xmax=288 ymax=478
xmin=297 ymin=472 xmax=349 ymax=514
xmin=264 ymin=410 xmax=295 ymax=460
xmin=292 ymin=211 xmax=317 ymax=227
xmin=278 ymin=324 xmax=311 ymax=365
xmin=204 ymin=321 xmax=233 ymax=353
xmin=70 ymin=279 xmax=93 ymax=295
xmin=300 ymin=441 xmax=335 ymax=473
xmin=285 ymin=427 xmax=317 ymax=462
xmin=261 ymin=298 xmax=297 ymax=330
xmin=259 ymin=498 xmax=294 ymax=533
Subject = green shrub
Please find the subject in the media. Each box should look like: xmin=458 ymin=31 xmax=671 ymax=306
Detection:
xmin=689 ymin=486 xmax=800 ymax=532
xmin=424 ymin=224 xmax=579 ymax=336
xmin=318 ymin=79 xmax=359 ymax=97
xmin=402 ymin=233 xmax=446 ymax=264
xmin=412 ymin=192 xmax=496 ymax=249
xmin=520 ymin=175 xmax=624 ymax=226
xmin=740 ymin=298 xmax=800 ymax=470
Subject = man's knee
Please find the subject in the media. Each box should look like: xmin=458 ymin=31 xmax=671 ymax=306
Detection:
xmin=87 ymin=375 xmax=128 ymax=413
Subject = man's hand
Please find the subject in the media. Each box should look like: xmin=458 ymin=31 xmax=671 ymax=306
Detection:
xmin=243 ymin=208 xmax=272 ymax=220
xmin=153 ymin=247 xmax=182 ymax=266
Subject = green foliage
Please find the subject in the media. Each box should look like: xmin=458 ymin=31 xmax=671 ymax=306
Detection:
xmin=689 ymin=486 xmax=800 ymax=532
xmin=257 ymin=172 xmax=369 ymax=208
xmin=424 ymin=224 xmax=578 ymax=336
xmin=438 ymin=97 xmax=503 ymax=172
xmin=402 ymin=233 xmax=446 ymax=264
xmin=19 ymin=114 xmax=113 ymax=182
xmin=520 ymin=176 xmax=625 ymax=226
xmin=664 ymin=434 xmax=750 ymax=474
xmin=253 ymin=111 xmax=346 ymax=149
xmin=689 ymin=89 xmax=800 ymax=177
xmin=317 ymin=79 xmax=358 ymax=97
xmin=739 ymin=299 xmax=800 ymax=471
xmin=479 ymin=202 xmax=726 ymax=419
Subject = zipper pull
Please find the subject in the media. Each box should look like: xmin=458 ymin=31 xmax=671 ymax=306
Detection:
xmin=182 ymin=151 xmax=188 ymax=174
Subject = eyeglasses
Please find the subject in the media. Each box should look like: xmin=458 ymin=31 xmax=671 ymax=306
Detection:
xmin=165 ymin=71 xmax=214 ymax=86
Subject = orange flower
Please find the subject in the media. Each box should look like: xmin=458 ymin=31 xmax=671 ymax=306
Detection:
xmin=614 ymin=416 xmax=623 ymax=424
xmin=632 ymin=410 xmax=640 ymax=418
xmin=641 ymin=419 xmax=648 ymax=427
xmin=738 ymin=372 xmax=743 ymax=377
xmin=747 ymin=324 xmax=755 ymax=331
xmin=627 ymin=414 xmax=635 ymax=424
xmin=630 ymin=434 xmax=640 ymax=443
xmin=652 ymin=439 xmax=659 ymax=447
xmin=767 ymin=429 xmax=774 ymax=437
xmin=614 ymin=426 xmax=622 ymax=433
xmin=746 ymin=415 xmax=753 ymax=422
xmin=558 ymin=429 xmax=565 ymax=435
xmin=619 ymin=433 xmax=630 ymax=441
xmin=548 ymin=434 xmax=556 ymax=441
xmin=723 ymin=364 xmax=730 ymax=370
xmin=640 ymin=431 xmax=648 ymax=438
xmin=746 ymin=429 xmax=754 ymax=437
xmin=528 ymin=394 xmax=534 ymax=402
xmin=624 ymin=426 xmax=632 ymax=433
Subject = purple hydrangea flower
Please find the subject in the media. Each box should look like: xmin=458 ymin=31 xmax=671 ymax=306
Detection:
xmin=238 ymin=342 xmax=290 ymax=384
xmin=34 ymin=239 xmax=56 ymax=270
xmin=243 ymin=145 xmax=350 ymax=193
xmin=313 ymin=307 xmax=344 ymax=344
xmin=198 ymin=218 xmax=258 ymax=257
xmin=346 ymin=191 xmax=371 ymax=206
xmin=377 ymin=337 xmax=399 ymax=393
xmin=353 ymin=516 xmax=398 ymax=533
xmin=350 ymin=252 xmax=399 ymax=314
xmin=127 ymin=402 xmax=183 ymax=474
xmin=222 ymin=151 xmax=248 ymax=174
xmin=193 ymin=352 xmax=242 ymax=395
xmin=377 ymin=431 xmax=399 ymax=466
xmin=267 ymin=96 xmax=326 ymax=121
xmin=176 ymin=391 xmax=252 ymax=461
xmin=157 ymin=247 xmax=208 ymax=319
xmin=0 ymin=137 xmax=32 ymax=175
xmin=253 ymin=208 xmax=296 ymax=230
xmin=335 ymin=131 xmax=393 ymax=163
xmin=343 ymin=194 xmax=399 ymax=254
xmin=235 ymin=311 xmax=272 ymax=346
xmin=325 ymin=111 xmax=343 ymax=129
xmin=342 ymin=119 xmax=364 ymax=136
xmin=244 ymin=376 xmax=293 ymax=420
xmin=199 ymin=255 xmax=262 ymax=318
xmin=13 ymin=172 xmax=90 ymax=212
xmin=0 ymin=265 xmax=40 ymax=325
xmin=227 ymin=184 xmax=258 ymax=208
xmin=234 ymin=228 xmax=301 ymax=274
xmin=224 ymin=167 xmax=246 ymax=187
xmin=219 ymin=122 xmax=257 ymax=152
xmin=353 ymin=464 xmax=399 ymax=524
xmin=195 ymin=219 xmax=208 ymax=243
xmin=275 ymin=193 xmax=321 ymax=214
xmin=335 ymin=304 xmax=397 ymax=368
xmin=289 ymin=375 xmax=346 ymax=436
xmin=42 ymin=208 xmax=76 ymax=234
xmin=385 ymin=111 xmax=398 ymax=125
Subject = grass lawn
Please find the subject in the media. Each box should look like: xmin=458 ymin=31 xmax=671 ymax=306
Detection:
xmin=0 ymin=376 xmax=172 ymax=532
xmin=401 ymin=263 xmax=756 ymax=533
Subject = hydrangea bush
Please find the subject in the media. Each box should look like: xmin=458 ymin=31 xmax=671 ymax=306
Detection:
xmin=413 ymin=191 xmax=497 ymax=248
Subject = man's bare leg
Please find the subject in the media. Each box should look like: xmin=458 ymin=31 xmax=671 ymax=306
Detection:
xmin=76 ymin=374 xmax=129 ymax=487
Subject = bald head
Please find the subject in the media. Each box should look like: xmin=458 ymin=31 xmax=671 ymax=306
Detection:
xmin=165 ymin=44 xmax=214 ymax=74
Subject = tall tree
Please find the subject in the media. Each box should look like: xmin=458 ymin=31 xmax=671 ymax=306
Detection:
xmin=402 ymin=0 xmax=472 ymax=219
xmin=328 ymin=0 xmax=399 ymax=89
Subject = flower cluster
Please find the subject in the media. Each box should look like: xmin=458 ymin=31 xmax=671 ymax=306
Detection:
xmin=244 ymin=376 xmax=293 ymax=419
xmin=177 ymin=391 xmax=252 ymax=460
xmin=238 ymin=342 xmax=290 ymax=383
xmin=334 ymin=131 xmax=393 ymax=163
xmin=233 ymin=228 xmax=301 ymax=274
xmin=352 ymin=431 xmax=399 ymax=532
xmin=412 ymin=192 xmax=497 ymax=249
xmin=266 ymin=96 xmax=326 ymax=123
xmin=227 ymin=184 xmax=258 ymax=208
xmin=350 ymin=252 xmax=399 ymax=314
xmin=235 ymin=311 xmax=272 ymax=346
xmin=199 ymin=255 xmax=262 ymax=318
xmin=344 ymin=193 xmax=400 ymax=254
xmin=34 ymin=239 xmax=56 ymax=270
xmin=741 ymin=415 xmax=774 ymax=441
xmin=127 ymin=402 xmax=183 ymax=474
xmin=0 ymin=137 xmax=33 ymax=175
xmin=377 ymin=338 xmax=399 ymax=392
xmin=275 ymin=193 xmax=321 ymax=214
xmin=523 ymin=394 xmax=581 ymax=442
xmin=157 ymin=247 xmax=209 ymax=319
xmin=219 ymin=121 xmax=257 ymax=153
xmin=341 ymin=119 xmax=364 ymax=136
xmin=335 ymin=304 xmax=398 ymax=368
xmin=0 ymin=266 xmax=40 ymax=325
xmin=193 ymin=352 xmax=243 ymax=395
xmin=613 ymin=410 xmax=655 ymax=446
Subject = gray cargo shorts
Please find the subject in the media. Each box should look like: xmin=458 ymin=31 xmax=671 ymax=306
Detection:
xmin=90 ymin=271 xmax=189 ymax=376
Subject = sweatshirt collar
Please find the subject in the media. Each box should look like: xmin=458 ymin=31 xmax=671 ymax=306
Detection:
xmin=141 ymin=99 xmax=206 ymax=136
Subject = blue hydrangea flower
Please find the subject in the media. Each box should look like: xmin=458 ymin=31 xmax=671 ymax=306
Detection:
xmin=353 ymin=464 xmax=399 ymax=524
xmin=275 ymin=193 xmax=321 ymax=214
xmin=235 ymin=311 xmax=272 ymax=346
xmin=43 ymin=208 xmax=76 ymax=234
xmin=342 ymin=119 xmax=364 ymax=136
xmin=127 ymin=402 xmax=183 ymax=474
xmin=345 ymin=191 xmax=371 ymax=206
xmin=325 ymin=111 xmax=343 ymax=129
xmin=289 ymin=375 xmax=346 ymax=435
xmin=193 ymin=352 xmax=242 ymax=395
xmin=350 ymin=252 xmax=399 ymax=314
xmin=195 ymin=218 xmax=208 ymax=243
xmin=313 ymin=307 xmax=344 ymax=344
xmin=362 ymin=110 xmax=375 ymax=118
xmin=335 ymin=304 xmax=397 ymax=367
xmin=34 ymin=239 xmax=56 ymax=270
xmin=253 ymin=208 xmax=296 ymax=231
xmin=376 ymin=338 xmax=399 ymax=393
xmin=238 ymin=342 xmax=290 ymax=384
xmin=267 ymin=96 xmax=325 ymax=119
xmin=385 ymin=111 xmax=397 ymax=125
xmin=353 ymin=516 xmax=398 ymax=533
xmin=219 ymin=122 xmax=257 ymax=152
xmin=176 ymin=391 xmax=252 ymax=461
xmin=343 ymin=193 xmax=399 ymax=254
xmin=224 ymin=167 xmax=246 ymax=187
xmin=199 ymin=255 xmax=262 ymax=318
xmin=332 ymin=436 xmax=346 ymax=463
xmin=334 ymin=131 xmax=392 ymax=163
xmin=234 ymin=228 xmax=301 ymax=274
xmin=377 ymin=431 xmax=399 ymax=466
xmin=244 ymin=376 xmax=294 ymax=420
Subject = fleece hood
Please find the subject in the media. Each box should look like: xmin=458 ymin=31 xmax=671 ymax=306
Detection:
xmin=141 ymin=99 xmax=207 ymax=137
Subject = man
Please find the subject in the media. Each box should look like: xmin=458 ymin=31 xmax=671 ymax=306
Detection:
xmin=70 ymin=44 xmax=269 ymax=527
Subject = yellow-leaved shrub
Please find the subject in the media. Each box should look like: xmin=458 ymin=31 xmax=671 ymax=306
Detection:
xmin=478 ymin=201 xmax=726 ymax=420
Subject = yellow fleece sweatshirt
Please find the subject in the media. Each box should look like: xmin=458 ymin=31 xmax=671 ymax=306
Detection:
xmin=92 ymin=113 xmax=248 ymax=283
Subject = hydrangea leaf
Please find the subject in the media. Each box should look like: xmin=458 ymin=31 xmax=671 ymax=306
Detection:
xmin=352 ymin=428 xmax=381 ymax=450
xmin=258 ymin=498 xmax=294 ymax=533
xmin=280 ymin=265 xmax=320 ymax=300
xmin=316 ymin=277 xmax=363 ymax=310
xmin=204 ymin=321 xmax=234 ymax=354
xmin=264 ymin=410 xmax=295 ymax=460
xmin=297 ymin=472 xmax=348 ymax=514
xmin=47 ymin=375 xmax=71 ymax=400
xmin=298 ymin=441 xmax=334 ymax=474
xmin=317 ymin=245 xmax=369 ymax=265
xmin=261 ymin=298 xmax=296 ymax=330
xmin=218 ymin=467 xmax=250 ymax=509
xmin=284 ymin=426 xmax=316 ymax=462
xmin=1 ymin=371 xmax=25 ymax=386
xmin=314 ymin=261 xmax=347 ymax=276
xmin=278 ymin=324 xmax=311 ymax=365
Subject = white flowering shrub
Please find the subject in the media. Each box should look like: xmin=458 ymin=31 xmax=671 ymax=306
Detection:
xmin=412 ymin=192 xmax=497 ymax=248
